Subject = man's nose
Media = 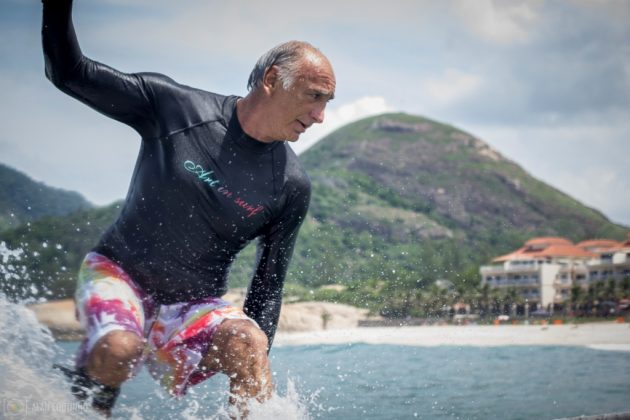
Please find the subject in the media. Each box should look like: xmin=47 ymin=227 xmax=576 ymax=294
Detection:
xmin=310 ymin=104 xmax=326 ymax=124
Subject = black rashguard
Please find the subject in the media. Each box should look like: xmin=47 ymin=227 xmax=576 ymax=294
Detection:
xmin=41 ymin=0 xmax=311 ymax=346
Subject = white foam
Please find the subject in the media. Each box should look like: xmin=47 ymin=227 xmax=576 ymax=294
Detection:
xmin=0 ymin=296 xmax=90 ymax=419
xmin=0 ymin=243 xmax=88 ymax=419
xmin=211 ymin=379 xmax=315 ymax=420
xmin=587 ymin=344 xmax=630 ymax=352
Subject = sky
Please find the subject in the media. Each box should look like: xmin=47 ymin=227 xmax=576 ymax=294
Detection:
xmin=1 ymin=0 xmax=629 ymax=227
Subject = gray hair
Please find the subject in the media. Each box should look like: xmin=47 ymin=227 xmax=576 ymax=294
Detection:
xmin=247 ymin=41 xmax=320 ymax=91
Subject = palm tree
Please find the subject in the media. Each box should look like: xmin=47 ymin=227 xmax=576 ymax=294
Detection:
xmin=422 ymin=283 xmax=450 ymax=319
xmin=605 ymin=279 xmax=617 ymax=301
xmin=479 ymin=283 xmax=492 ymax=319
xmin=570 ymin=285 xmax=585 ymax=316
xmin=502 ymin=287 xmax=524 ymax=317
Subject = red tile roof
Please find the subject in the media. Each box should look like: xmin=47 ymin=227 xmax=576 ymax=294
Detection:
xmin=493 ymin=245 xmax=596 ymax=262
xmin=524 ymin=237 xmax=573 ymax=247
xmin=576 ymin=239 xmax=621 ymax=251
xmin=493 ymin=237 xmax=596 ymax=262
xmin=491 ymin=235 xmax=630 ymax=263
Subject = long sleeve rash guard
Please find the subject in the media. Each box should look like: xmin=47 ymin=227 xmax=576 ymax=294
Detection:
xmin=42 ymin=0 xmax=311 ymax=346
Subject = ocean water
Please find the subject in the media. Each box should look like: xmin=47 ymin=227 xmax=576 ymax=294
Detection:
xmin=68 ymin=342 xmax=630 ymax=420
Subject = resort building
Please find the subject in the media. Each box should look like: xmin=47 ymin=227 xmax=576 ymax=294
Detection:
xmin=479 ymin=236 xmax=630 ymax=310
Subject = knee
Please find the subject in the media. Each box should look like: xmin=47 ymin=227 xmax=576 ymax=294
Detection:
xmin=227 ymin=321 xmax=269 ymax=355
xmin=214 ymin=320 xmax=269 ymax=370
xmin=87 ymin=330 xmax=143 ymax=387
xmin=93 ymin=330 xmax=143 ymax=366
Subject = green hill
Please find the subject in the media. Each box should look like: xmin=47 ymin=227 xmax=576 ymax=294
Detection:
xmin=0 ymin=163 xmax=92 ymax=231
xmin=1 ymin=113 xmax=627 ymax=309
xmin=301 ymin=113 xmax=626 ymax=243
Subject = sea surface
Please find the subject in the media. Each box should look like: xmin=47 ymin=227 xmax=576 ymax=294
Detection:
xmin=1 ymin=293 xmax=629 ymax=420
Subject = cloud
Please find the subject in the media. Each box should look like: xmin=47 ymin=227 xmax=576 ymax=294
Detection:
xmin=80 ymin=1 xmax=433 ymax=65
xmin=570 ymin=0 xmax=630 ymax=21
xmin=453 ymin=0 xmax=539 ymax=45
xmin=290 ymin=96 xmax=394 ymax=155
xmin=468 ymin=121 xmax=630 ymax=226
xmin=422 ymin=69 xmax=482 ymax=107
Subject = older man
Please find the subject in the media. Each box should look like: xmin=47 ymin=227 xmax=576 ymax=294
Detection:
xmin=42 ymin=0 xmax=335 ymax=415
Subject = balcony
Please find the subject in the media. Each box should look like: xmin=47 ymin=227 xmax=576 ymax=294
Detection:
xmin=489 ymin=279 xmax=539 ymax=287
xmin=480 ymin=264 xmax=543 ymax=275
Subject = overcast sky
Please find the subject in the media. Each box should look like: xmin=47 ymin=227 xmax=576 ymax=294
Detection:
xmin=1 ymin=0 xmax=629 ymax=227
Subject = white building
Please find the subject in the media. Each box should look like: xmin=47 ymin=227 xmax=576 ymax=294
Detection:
xmin=480 ymin=236 xmax=630 ymax=310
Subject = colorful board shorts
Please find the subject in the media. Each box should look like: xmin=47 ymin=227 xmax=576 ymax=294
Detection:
xmin=74 ymin=252 xmax=256 ymax=397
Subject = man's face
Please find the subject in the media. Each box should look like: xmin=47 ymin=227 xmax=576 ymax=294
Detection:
xmin=265 ymin=55 xmax=336 ymax=142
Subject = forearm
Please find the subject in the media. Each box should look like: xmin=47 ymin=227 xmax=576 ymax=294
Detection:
xmin=245 ymin=189 xmax=310 ymax=349
xmin=243 ymin=271 xmax=284 ymax=350
xmin=42 ymin=0 xmax=83 ymax=86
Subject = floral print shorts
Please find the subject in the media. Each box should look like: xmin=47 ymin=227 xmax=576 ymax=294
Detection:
xmin=74 ymin=252 xmax=255 ymax=396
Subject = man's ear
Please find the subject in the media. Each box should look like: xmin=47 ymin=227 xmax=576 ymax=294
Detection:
xmin=262 ymin=65 xmax=280 ymax=93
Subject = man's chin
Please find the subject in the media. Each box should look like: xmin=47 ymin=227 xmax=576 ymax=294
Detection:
xmin=287 ymin=132 xmax=302 ymax=142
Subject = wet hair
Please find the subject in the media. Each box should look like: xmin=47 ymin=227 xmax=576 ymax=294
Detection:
xmin=247 ymin=41 xmax=321 ymax=91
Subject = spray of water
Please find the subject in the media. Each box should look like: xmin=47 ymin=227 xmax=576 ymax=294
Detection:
xmin=212 ymin=380 xmax=314 ymax=420
xmin=0 ymin=243 xmax=89 ymax=418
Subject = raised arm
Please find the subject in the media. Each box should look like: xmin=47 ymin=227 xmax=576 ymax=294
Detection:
xmin=243 ymin=183 xmax=311 ymax=350
xmin=42 ymin=0 xmax=156 ymax=137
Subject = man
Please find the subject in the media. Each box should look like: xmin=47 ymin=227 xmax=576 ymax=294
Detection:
xmin=42 ymin=0 xmax=335 ymax=416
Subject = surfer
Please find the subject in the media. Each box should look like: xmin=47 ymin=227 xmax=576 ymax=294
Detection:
xmin=42 ymin=0 xmax=335 ymax=416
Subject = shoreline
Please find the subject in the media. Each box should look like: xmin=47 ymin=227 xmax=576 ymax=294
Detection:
xmin=274 ymin=323 xmax=630 ymax=350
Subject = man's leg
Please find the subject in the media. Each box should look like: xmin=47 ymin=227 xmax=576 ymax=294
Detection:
xmin=72 ymin=252 xmax=151 ymax=416
xmin=200 ymin=319 xmax=273 ymax=408
xmin=74 ymin=330 xmax=143 ymax=417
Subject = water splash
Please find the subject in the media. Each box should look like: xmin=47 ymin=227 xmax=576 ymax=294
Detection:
xmin=0 ymin=242 xmax=318 ymax=419
xmin=0 ymin=242 xmax=86 ymax=418
xmin=0 ymin=240 xmax=53 ymax=302
xmin=212 ymin=379 xmax=315 ymax=420
xmin=0 ymin=297 xmax=89 ymax=419
xmin=113 ymin=376 xmax=317 ymax=419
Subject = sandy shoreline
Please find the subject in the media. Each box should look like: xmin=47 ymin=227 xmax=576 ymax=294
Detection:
xmin=274 ymin=323 xmax=630 ymax=350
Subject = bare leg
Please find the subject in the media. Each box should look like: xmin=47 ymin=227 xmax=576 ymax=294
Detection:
xmin=200 ymin=319 xmax=273 ymax=416
xmin=85 ymin=330 xmax=144 ymax=416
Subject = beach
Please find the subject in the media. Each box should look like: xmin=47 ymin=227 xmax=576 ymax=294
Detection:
xmin=274 ymin=323 xmax=630 ymax=350
xmin=27 ymin=298 xmax=630 ymax=350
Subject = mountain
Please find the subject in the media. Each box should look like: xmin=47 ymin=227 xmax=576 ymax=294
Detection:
xmin=1 ymin=113 xmax=627 ymax=302
xmin=0 ymin=163 xmax=92 ymax=231
xmin=288 ymin=113 xmax=627 ymax=287
xmin=301 ymin=113 xmax=626 ymax=242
